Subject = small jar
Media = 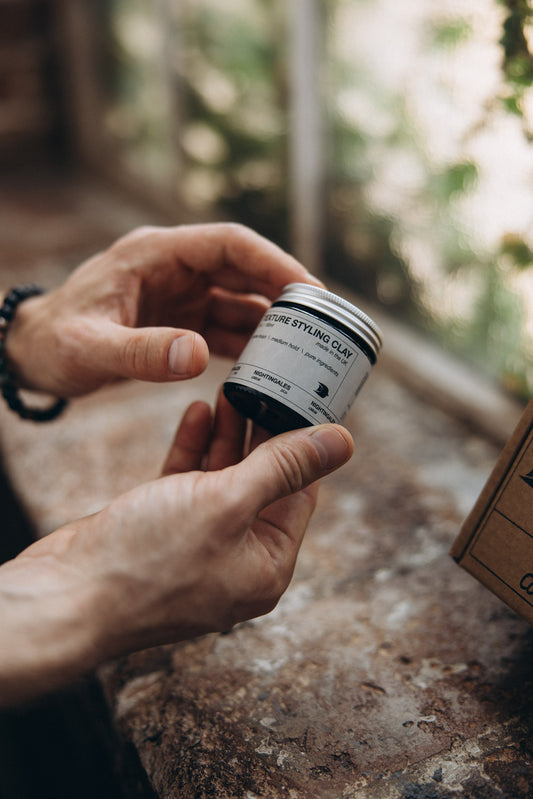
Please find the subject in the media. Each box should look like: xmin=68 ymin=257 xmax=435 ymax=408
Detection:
xmin=223 ymin=283 xmax=382 ymax=434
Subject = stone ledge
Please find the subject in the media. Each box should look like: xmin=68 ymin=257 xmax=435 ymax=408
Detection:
xmin=2 ymin=174 xmax=532 ymax=798
xmin=97 ymin=369 xmax=533 ymax=798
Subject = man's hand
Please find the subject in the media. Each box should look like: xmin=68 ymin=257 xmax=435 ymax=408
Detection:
xmin=5 ymin=223 xmax=321 ymax=397
xmin=0 ymin=395 xmax=353 ymax=705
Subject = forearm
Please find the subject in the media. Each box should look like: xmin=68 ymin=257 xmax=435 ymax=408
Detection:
xmin=0 ymin=529 xmax=106 ymax=706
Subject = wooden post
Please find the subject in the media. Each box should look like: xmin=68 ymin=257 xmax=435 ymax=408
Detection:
xmin=53 ymin=0 xmax=108 ymax=168
xmin=287 ymin=0 xmax=325 ymax=277
xmin=154 ymin=0 xmax=185 ymax=199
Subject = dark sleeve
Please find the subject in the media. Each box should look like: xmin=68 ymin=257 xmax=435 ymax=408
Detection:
xmin=0 ymin=455 xmax=36 ymax=564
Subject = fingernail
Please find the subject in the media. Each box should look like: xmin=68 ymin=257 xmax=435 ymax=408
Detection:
xmin=309 ymin=426 xmax=351 ymax=470
xmin=168 ymin=336 xmax=194 ymax=375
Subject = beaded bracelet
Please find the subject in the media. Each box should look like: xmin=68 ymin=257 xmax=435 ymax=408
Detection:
xmin=0 ymin=285 xmax=68 ymax=422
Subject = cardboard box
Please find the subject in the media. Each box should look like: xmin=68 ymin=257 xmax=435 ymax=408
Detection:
xmin=451 ymin=398 xmax=533 ymax=623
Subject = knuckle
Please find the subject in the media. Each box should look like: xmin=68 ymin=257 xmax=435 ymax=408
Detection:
xmin=220 ymin=221 xmax=256 ymax=248
xmin=121 ymin=224 xmax=160 ymax=243
xmin=122 ymin=330 xmax=153 ymax=374
xmin=272 ymin=445 xmax=306 ymax=495
xmin=109 ymin=226 xmax=161 ymax=257
xmin=222 ymin=221 xmax=249 ymax=237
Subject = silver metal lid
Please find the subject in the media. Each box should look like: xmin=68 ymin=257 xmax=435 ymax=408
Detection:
xmin=277 ymin=283 xmax=383 ymax=359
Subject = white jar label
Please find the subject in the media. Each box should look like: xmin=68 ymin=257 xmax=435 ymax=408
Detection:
xmin=226 ymin=306 xmax=372 ymax=425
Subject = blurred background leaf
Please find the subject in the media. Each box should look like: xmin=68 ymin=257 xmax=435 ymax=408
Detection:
xmin=95 ymin=0 xmax=533 ymax=399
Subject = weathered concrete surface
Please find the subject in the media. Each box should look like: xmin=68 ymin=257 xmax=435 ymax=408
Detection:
xmin=96 ymin=380 xmax=533 ymax=799
xmin=1 ymin=174 xmax=532 ymax=798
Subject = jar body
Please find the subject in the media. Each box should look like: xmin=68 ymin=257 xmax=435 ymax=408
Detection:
xmin=223 ymin=284 xmax=381 ymax=435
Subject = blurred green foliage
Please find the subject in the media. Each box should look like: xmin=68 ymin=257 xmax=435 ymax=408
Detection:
xmin=98 ymin=0 xmax=533 ymax=399
xmin=98 ymin=0 xmax=289 ymax=245
xmin=498 ymin=0 xmax=533 ymax=141
xmin=323 ymin=0 xmax=533 ymax=398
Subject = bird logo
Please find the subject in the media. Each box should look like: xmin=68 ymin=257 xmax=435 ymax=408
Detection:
xmin=315 ymin=382 xmax=329 ymax=399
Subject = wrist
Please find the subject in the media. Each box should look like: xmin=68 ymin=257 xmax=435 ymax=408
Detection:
xmin=0 ymin=524 xmax=109 ymax=705
xmin=3 ymin=292 xmax=48 ymax=390
xmin=0 ymin=287 xmax=68 ymax=420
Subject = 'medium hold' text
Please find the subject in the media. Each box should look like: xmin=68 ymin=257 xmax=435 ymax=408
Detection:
xmin=265 ymin=312 xmax=353 ymax=359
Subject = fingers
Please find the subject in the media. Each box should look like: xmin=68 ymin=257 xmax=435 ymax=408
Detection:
xmin=206 ymin=393 xmax=247 ymax=471
xmin=217 ymin=424 xmax=353 ymax=584
xmin=207 ymin=288 xmax=270 ymax=330
xmin=162 ymin=394 xmax=247 ymax=475
xmin=86 ymin=321 xmax=210 ymax=383
xmin=134 ymin=223 xmax=324 ymax=299
xmin=161 ymin=401 xmax=212 ymax=475
xmin=201 ymin=224 xmax=323 ymax=298
xmin=230 ymin=424 xmax=354 ymax=516
xmin=248 ymin=422 xmax=271 ymax=453
xmin=202 ymin=289 xmax=269 ymax=358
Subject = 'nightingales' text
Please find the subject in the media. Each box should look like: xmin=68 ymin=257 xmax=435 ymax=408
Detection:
xmin=264 ymin=312 xmax=354 ymax=359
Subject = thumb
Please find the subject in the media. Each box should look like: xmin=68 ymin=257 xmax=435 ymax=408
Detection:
xmin=232 ymin=424 xmax=354 ymax=511
xmin=90 ymin=322 xmax=210 ymax=382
